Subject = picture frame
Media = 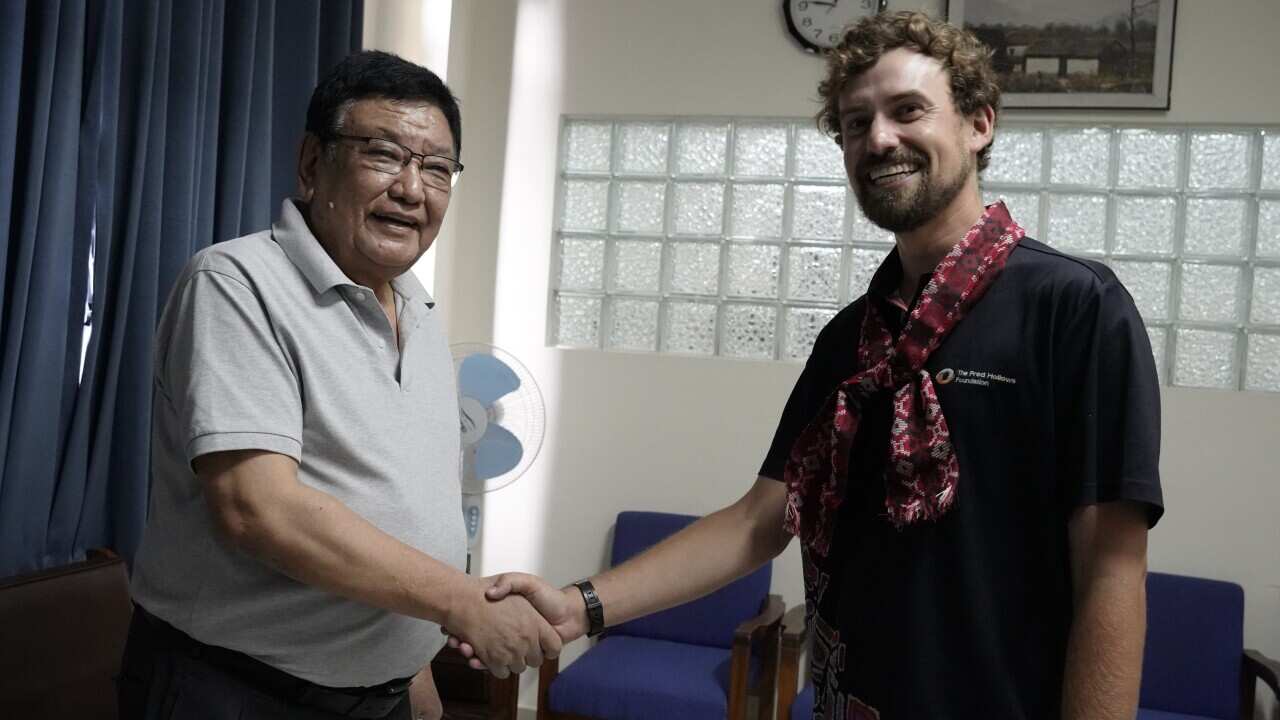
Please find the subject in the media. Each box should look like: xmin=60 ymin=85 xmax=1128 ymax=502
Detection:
xmin=947 ymin=0 xmax=1177 ymax=110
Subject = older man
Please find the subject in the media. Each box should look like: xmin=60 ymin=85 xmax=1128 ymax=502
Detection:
xmin=470 ymin=12 xmax=1162 ymax=720
xmin=120 ymin=52 xmax=557 ymax=720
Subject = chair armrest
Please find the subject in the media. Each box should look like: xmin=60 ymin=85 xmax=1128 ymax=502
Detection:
xmin=728 ymin=595 xmax=785 ymax=720
xmin=781 ymin=602 xmax=808 ymax=651
xmin=776 ymin=604 xmax=808 ymax=720
xmin=734 ymin=594 xmax=786 ymax=647
xmin=536 ymin=655 xmax=561 ymax=720
xmin=1246 ymin=649 xmax=1280 ymax=699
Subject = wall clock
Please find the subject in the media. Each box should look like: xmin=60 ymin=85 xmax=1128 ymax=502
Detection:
xmin=783 ymin=0 xmax=888 ymax=53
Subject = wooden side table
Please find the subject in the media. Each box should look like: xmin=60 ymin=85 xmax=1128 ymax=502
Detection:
xmin=431 ymin=644 xmax=520 ymax=720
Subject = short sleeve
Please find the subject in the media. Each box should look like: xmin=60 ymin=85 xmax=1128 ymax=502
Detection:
xmin=758 ymin=307 xmax=859 ymax=481
xmin=158 ymin=268 xmax=304 ymax=464
xmin=1055 ymin=273 xmax=1164 ymax=527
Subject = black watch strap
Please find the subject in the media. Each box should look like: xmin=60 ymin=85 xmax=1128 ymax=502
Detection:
xmin=573 ymin=579 xmax=605 ymax=637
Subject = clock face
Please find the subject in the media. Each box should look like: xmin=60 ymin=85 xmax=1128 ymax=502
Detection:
xmin=784 ymin=0 xmax=887 ymax=53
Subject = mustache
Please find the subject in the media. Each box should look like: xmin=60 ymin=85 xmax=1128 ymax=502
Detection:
xmin=858 ymin=149 xmax=927 ymax=175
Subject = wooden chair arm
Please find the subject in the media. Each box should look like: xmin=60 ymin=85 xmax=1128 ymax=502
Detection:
xmin=1241 ymin=648 xmax=1280 ymax=720
xmin=780 ymin=602 xmax=807 ymax=650
xmin=775 ymin=604 xmax=808 ymax=720
xmin=733 ymin=594 xmax=786 ymax=647
xmin=537 ymin=655 xmax=560 ymax=720
xmin=727 ymin=595 xmax=785 ymax=720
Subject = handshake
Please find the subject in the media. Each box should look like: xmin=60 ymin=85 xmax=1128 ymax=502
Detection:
xmin=441 ymin=572 xmax=591 ymax=679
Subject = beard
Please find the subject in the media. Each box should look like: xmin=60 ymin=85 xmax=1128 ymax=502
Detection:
xmin=852 ymin=146 xmax=973 ymax=233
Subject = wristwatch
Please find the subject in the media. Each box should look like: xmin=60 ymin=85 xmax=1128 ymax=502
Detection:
xmin=572 ymin=579 xmax=605 ymax=637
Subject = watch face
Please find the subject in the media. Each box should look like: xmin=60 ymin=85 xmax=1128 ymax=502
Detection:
xmin=784 ymin=0 xmax=887 ymax=53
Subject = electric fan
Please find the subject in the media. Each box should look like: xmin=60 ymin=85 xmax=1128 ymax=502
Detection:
xmin=450 ymin=343 xmax=546 ymax=556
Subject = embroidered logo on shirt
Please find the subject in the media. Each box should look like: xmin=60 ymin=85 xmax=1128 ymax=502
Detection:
xmin=937 ymin=368 xmax=1016 ymax=387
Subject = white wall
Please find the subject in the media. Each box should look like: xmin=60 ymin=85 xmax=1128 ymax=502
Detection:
xmin=362 ymin=0 xmax=456 ymax=299
xmin=367 ymin=1 xmax=1280 ymax=714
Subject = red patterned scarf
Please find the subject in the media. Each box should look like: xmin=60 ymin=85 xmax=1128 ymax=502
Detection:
xmin=783 ymin=202 xmax=1024 ymax=556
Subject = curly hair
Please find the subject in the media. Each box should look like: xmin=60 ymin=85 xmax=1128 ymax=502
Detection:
xmin=816 ymin=11 xmax=1001 ymax=170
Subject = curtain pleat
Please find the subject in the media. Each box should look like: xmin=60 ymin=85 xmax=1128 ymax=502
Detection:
xmin=1 ymin=0 xmax=364 ymax=576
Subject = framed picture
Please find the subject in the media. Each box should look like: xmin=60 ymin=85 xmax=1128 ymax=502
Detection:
xmin=947 ymin=0 xmax=1177 ymax=109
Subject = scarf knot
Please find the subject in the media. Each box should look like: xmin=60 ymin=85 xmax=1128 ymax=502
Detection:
xmin=782 ymin=203 xmax=1024 ymax=557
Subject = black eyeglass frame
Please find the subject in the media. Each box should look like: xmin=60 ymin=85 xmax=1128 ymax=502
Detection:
xmin=326 ymin=133 xmax=465 ymax=189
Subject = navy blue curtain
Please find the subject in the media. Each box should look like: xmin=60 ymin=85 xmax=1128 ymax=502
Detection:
xmin=0 ymin=0 xmax=363 ymax=576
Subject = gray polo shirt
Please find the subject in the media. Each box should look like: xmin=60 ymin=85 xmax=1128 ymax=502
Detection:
xmin=131 ymin=199 xmax=465 ymax=687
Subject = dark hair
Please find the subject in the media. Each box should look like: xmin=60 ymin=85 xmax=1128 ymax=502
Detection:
xmin=306 ymin=50 xmax=462 ymax=158
xmin=817 ymin=11 xmax=1000 ymax=170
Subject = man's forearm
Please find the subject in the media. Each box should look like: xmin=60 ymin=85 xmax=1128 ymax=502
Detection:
xmin=586 ymin=477 xmax=791 ymax=629
xmin=448 ymin=477 xmax=792 ymax=667
xmin=201 ymin=450 xmax=471 ymax=625
xmin=1061 ymin=573 xmax=1146 ymax=720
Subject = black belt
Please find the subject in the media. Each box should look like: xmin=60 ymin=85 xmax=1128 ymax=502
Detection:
xmin=132 ymin=604 xmax=412 ymax=718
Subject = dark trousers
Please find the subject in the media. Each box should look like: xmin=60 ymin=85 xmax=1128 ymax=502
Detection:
xmin=118 ymin=607 xmax=413 ymax=720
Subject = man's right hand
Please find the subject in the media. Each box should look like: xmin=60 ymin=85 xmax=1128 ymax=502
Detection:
xmin=487 ymin=573 xmax=588 ymax=643
xmin=446 ymin=479 xmax=792 ymax=675
xmin=442 ymin=576 xmax=563 ymax=678
xmin=446 ymin=573 xmax=588 ymax=672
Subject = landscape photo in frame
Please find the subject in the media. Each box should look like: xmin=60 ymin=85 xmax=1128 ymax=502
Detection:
xmin=948 ymin=0 xmax=1177 ymax=109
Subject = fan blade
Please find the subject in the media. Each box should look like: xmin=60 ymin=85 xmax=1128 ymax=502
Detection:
xmin=458 ymin=354 xmax=521 ymax=406
xmin=473 ymin=423 xmax=523 ymax=480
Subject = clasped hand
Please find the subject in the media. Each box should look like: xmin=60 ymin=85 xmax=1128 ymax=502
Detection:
xmin=443 ymin=573 xmax=586 ymax=676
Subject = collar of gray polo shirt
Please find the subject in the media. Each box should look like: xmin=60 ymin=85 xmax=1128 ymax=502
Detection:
xmin=272 ymin=199 xmax=436 ymax=310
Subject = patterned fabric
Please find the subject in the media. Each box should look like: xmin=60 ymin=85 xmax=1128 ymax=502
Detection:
xmin=782 ymin=203 xmax=1024 ymax=556
xmin=802 ymin=545 xmax=882 ymax=720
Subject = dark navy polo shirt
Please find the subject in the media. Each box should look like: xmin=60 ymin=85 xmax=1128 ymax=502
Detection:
xmin=761 ymin=237 xmax=1164 ymax=719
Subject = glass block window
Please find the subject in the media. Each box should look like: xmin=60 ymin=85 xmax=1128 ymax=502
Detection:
xmin=980 ymin=123 xmax=1280 ymax=393
xmin=550 ymin=117 xmax=887 ymax=362
xmin=551 ymin=118 xmax=1280 ymax=393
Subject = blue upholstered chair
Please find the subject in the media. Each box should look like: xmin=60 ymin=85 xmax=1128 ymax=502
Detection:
xmin=536 ymin=511 xmax=785 ymax=720
xmin=775 ymin=572 xmax=1280 ymax=720
xmin=787 ymin=686 xmax=813 ymax=720
xmin=1138 ymin=572 xmax=1278 ymax=720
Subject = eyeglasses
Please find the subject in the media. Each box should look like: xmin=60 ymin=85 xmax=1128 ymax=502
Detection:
xmin=328 ymin=134 xmax=464 ymax=191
